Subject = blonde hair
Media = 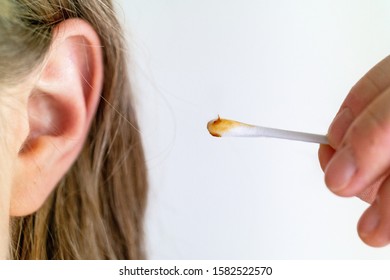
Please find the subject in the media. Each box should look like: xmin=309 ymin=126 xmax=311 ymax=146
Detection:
xmin=1 ymin=0 xmax=148 ymax=259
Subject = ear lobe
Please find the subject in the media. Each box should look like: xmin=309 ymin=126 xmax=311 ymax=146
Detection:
xmin=10 ymin=19 xmax=103 ymax=216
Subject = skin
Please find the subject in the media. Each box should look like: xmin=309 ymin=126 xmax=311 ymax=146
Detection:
xmin=0 ymin=80 xmax=38 ymax=258
xmin=0 ymin=19 xmax=103 ymax=258
xmin=0 ymin=123 xmax=12 ymax=259
xmin=319 ymin=55 xmax=390 ymax=247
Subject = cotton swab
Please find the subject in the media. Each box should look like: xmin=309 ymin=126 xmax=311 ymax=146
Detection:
xmin=207 ymin=116 xmax=328 ymax=144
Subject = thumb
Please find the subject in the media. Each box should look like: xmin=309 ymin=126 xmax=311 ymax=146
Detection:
xmin=325 ymin=86 xmax=390 ymax=197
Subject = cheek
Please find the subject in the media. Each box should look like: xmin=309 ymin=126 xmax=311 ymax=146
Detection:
xmin=0 ymin=123 xmax=12 ymax=260
xmin=0 ymin=100 xmax=29 ymax=193
xmin=0 ymin=123 xmax=13 ymax=201
xmin=0 ymin=81 xmax=32 ymax=183
xmin=0 ymin=101 xmax=28 ymax=208
xmin=0 ymin=99 xmax=29 ymax=155
xmin=0 ymin=115 xmax=17 ymax=186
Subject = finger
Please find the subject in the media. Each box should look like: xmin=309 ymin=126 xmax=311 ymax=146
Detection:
xmin=325 ymin=86 xmax=390 ymax=197
xmin=318 ymin=144 xmax=335 ymax=172
xmin=319 ymin=145 xmax=383 ymax=204
xmin=357 ymin=175 xmax=390 ymax=247
xmin=319 ymin=143 xmax=381 ymax=203
xmin=357 ymin=173 xmax=388 ymax=204
xmin=328 ymin=56 xmax=390 ymax=149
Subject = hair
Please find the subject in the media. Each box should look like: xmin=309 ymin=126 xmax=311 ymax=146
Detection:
xmin=0 ymin=0 xmax=148 ymax=259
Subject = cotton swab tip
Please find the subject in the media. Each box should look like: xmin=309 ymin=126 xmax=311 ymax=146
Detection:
xmin=207 ymin=116 xmax=328 ymax=144
xmin=207 ymin=116 xmax=254 ymax=137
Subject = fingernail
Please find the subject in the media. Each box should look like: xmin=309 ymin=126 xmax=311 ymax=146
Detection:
xmin=324 ymin=147 xmax=356 ymax=192
xmin=359 ymin=207 xmax=380 ymax=238
xmin=328 ymin=108 xmax=354 ymax=148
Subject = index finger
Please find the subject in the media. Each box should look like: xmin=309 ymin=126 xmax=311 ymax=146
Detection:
xmin=327 ymin=55 xmax=390 ymax=149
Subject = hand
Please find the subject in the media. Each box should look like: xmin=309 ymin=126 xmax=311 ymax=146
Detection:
xmin=318 ymin=55 xmax=390 ymax=247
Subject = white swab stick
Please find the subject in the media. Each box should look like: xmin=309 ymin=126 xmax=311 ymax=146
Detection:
xmin=207 ymin=116 xmax=328 ymax=144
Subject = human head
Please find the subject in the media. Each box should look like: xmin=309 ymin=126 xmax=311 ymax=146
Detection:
xmin=0 ymin=0 xmax=147 ymax=259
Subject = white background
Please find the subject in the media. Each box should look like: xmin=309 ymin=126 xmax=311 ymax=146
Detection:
xmin=116 ymin=0 xmax=390 ymax=259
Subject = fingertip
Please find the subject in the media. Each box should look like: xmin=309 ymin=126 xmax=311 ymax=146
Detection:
xmin=324 ymin=146 xmax=357 ymax=194
xmin=357 ymin=203 xmax=389 ymax=247
xmin=357 ymin=204 xmax=381 ymax=246
xmin=357 ymin=180 xmax=390 ymax=247
xmin=327 ymin=107 xmax=354 ymax=148
xmin=318 ymin=144 xmax=335 ymax=172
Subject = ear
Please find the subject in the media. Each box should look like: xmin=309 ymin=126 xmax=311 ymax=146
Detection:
xmin=10 ymin=19 xmax=103 ymax=216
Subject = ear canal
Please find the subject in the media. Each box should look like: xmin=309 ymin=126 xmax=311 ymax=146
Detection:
xmin=20 ymin=91 xmax=69 ymax=154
